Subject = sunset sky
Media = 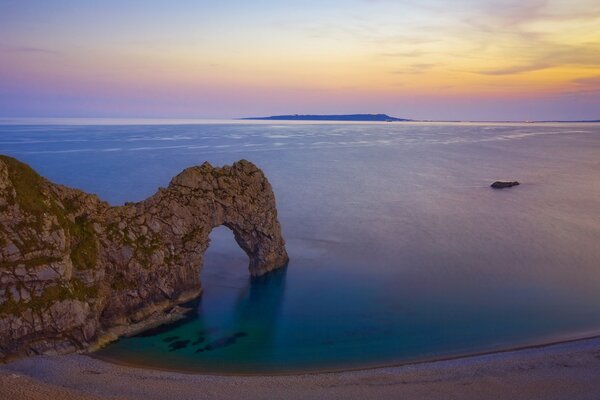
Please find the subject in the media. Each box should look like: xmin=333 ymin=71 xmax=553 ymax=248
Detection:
xmin=1 ymin=0 xmax=599 ymax=121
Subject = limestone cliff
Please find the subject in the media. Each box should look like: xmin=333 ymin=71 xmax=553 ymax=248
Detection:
xmin=0 ymin=155 xmax=288 ymax=361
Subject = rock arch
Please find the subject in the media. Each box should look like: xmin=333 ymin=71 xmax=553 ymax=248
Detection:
xmin=0 ymin=156 xmax=288 ymax=360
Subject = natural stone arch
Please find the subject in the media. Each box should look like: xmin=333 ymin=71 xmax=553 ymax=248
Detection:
xmin=100 ymin=160 xmax=289 ymax=326
xmin=0 ymin=156 xmax=288 ymax=360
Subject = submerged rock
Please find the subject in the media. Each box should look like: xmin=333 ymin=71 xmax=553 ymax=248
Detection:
xmin=168 ymin=339 xmax=190 ymax=351
xmin=491 ymin=181 xmax=520 ymax=189
xmin=195 ymin=332 xmax=248 ymax=353
xmin=0 ymin=155 xmax=288 ymax=361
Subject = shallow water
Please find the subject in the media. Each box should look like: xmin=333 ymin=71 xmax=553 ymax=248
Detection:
xmin=2 ymin=121 xmax=600 ymax=374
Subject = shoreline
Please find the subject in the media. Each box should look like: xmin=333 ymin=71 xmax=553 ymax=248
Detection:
xmin=2 ymin=335 xmax=600 ymax=399
xmin=89 ymin=329 xmax=600 ymax=377
xmin=86 ymin=289 xmax=201 ymax=353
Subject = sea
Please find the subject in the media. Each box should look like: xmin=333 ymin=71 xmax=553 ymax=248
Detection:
xmin=1 ymin=119 xmax=599 ymax=374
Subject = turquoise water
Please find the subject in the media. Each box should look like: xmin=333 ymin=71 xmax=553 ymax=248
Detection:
xmin=1 ymin=121 xmax=600 ymax=374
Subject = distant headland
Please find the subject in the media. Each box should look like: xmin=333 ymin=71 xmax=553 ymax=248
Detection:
xmin=241 ymin=114 xmax=411 ymax=122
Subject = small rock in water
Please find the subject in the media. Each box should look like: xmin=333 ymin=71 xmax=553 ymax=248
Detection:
xmin=168 ymin=340 xmax=190 ymax=351
xmin=194 ymin=332 xmax=248 ymax=353
xmin=192 ymin=337 xmax=206 ymax=345
xmin=491 ymin=181 xmax=520 ymax=189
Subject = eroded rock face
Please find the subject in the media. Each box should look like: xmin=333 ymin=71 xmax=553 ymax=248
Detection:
xmin=0 ymin=155 xmax=288 ymax=360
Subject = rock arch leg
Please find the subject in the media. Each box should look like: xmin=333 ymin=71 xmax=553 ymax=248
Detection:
xmin=222 ymin=222 xmax=289 ymax=276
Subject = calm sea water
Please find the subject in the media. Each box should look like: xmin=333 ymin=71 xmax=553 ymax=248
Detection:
xmin=1 ymin=120 xmax=600 ymax=374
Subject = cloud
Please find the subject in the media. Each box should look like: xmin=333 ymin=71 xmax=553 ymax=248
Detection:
xmin=4 ymin=46 xmax=61 ymax=56
xmin=459 ymin=0 xmax=600 ymax=32
xmin=377 ymin=50 xmax=426 ymax=58
xmin=473 ymin=41 xmax=600 ymax=76
xmin=391 ymin=63 xmax=438 ymax=74
xmin=572 ymin=75 xmax=600 ymax=86
xmin=352 ymin=1 xmax=600 ymax=81
xmin=559 ymin=87 xmax=600 ymax=96
xmin=477 ymin=62 xmax=552 ymax=75
xmin=476 ymin=0 xmax=549 ymax=28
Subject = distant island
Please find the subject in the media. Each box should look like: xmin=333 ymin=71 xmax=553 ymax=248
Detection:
xmin=239 ymin=115 xmax=600 ymax=123
xmin=241 ymin=114 xmax=411 ymax=122
xmin=540 ymin=120 xmax=600 ymax=123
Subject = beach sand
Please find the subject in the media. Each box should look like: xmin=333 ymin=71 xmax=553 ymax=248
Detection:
xmin=1 ymin=337 xmax=600 ymax=400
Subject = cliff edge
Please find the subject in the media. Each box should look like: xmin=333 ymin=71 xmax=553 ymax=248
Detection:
xmin=0 ymin=155 xmax=288 ymax=361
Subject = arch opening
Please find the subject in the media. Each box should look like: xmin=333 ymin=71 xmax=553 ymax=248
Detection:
xmin=195 ymin=226 xmax=288 ymax=355
xmin=202 ymin=225 xmax=250 ymax=288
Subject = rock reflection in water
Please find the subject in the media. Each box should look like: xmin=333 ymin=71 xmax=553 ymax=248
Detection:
xmin=192 ymin=266 xmax=288 ymax=357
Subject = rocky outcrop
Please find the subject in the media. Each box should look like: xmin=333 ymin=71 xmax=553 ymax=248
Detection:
xmin=491 ymin=181 xmax=520 ymax=189
xmin=0 ymin=155 xmax=288 ymax=361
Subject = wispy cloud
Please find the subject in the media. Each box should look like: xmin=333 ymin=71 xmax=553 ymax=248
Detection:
xmin=3 ymin=46 xmax=61 ymax=56
xmin=477 ymin=62 xmax=552 ymax=76
xmin=377 ymin=50 xmax=426 ymax=58
xmin=572 ymin=75 xmax=600 ymax=86
xmin=391 ymin=63 xmax=438 ymax=75
xmin=474 ymin=41 xmax=600 ymax=76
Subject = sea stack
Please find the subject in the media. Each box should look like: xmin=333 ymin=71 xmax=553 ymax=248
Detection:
xmin=491 ymin=181 xmax=520 ymax=189
xmin=0 ymin=155 xmax=288 ymax=361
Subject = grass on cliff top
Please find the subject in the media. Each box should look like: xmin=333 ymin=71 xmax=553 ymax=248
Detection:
xmin=0 ymin=155 xmax=98 ymax=270
xmin=0 ymin=156 xmax=100 ymax=316
xmin=1 ymin=155 xmax=46 ymax=216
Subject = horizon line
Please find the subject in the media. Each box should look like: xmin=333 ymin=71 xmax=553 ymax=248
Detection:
xmin=0 ymin=116 xmax=599 ymax=125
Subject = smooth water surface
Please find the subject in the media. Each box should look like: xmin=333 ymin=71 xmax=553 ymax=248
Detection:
xmin=1 ymin=121 xmax=600 ymax=374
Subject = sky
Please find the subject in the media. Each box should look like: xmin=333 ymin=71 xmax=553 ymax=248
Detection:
xmin=0 ymin=0 xmax=599 ymax=121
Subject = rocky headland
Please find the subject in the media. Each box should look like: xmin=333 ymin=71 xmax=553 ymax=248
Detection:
xmin=0 ymin=155 xmax=288 ymax=361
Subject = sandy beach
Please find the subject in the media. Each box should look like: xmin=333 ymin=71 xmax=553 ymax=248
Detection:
xmin=2 ymin=337 xmax=600 ymax=400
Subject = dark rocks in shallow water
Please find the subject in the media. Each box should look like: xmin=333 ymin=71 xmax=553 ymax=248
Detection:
xmin=491 ymin=181 xmax=520 ymax=189
xmin=192 ymin=337 xmax=206 ymax=345
xmin=162 ymin=336 xmax=179 ymax=343
xmin=168 ymin=340 xmax=190 ymax=351
xmin=195 ymin=332 xmax=248 ymax=353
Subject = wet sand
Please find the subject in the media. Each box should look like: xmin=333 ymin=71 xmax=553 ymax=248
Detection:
xmin=2 ymin=337 xmax=600 ymax=400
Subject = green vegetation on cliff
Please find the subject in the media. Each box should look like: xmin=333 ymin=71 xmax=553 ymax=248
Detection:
xmin=0 ymin=155 xmax=98 ymax=270
xmin=0 ymin=279 xmax=98 ymax=315
xmin=0 ymin=155 xmax=47 ymax=218
xmin=69 ymin=216 xmax=98 ymax=270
